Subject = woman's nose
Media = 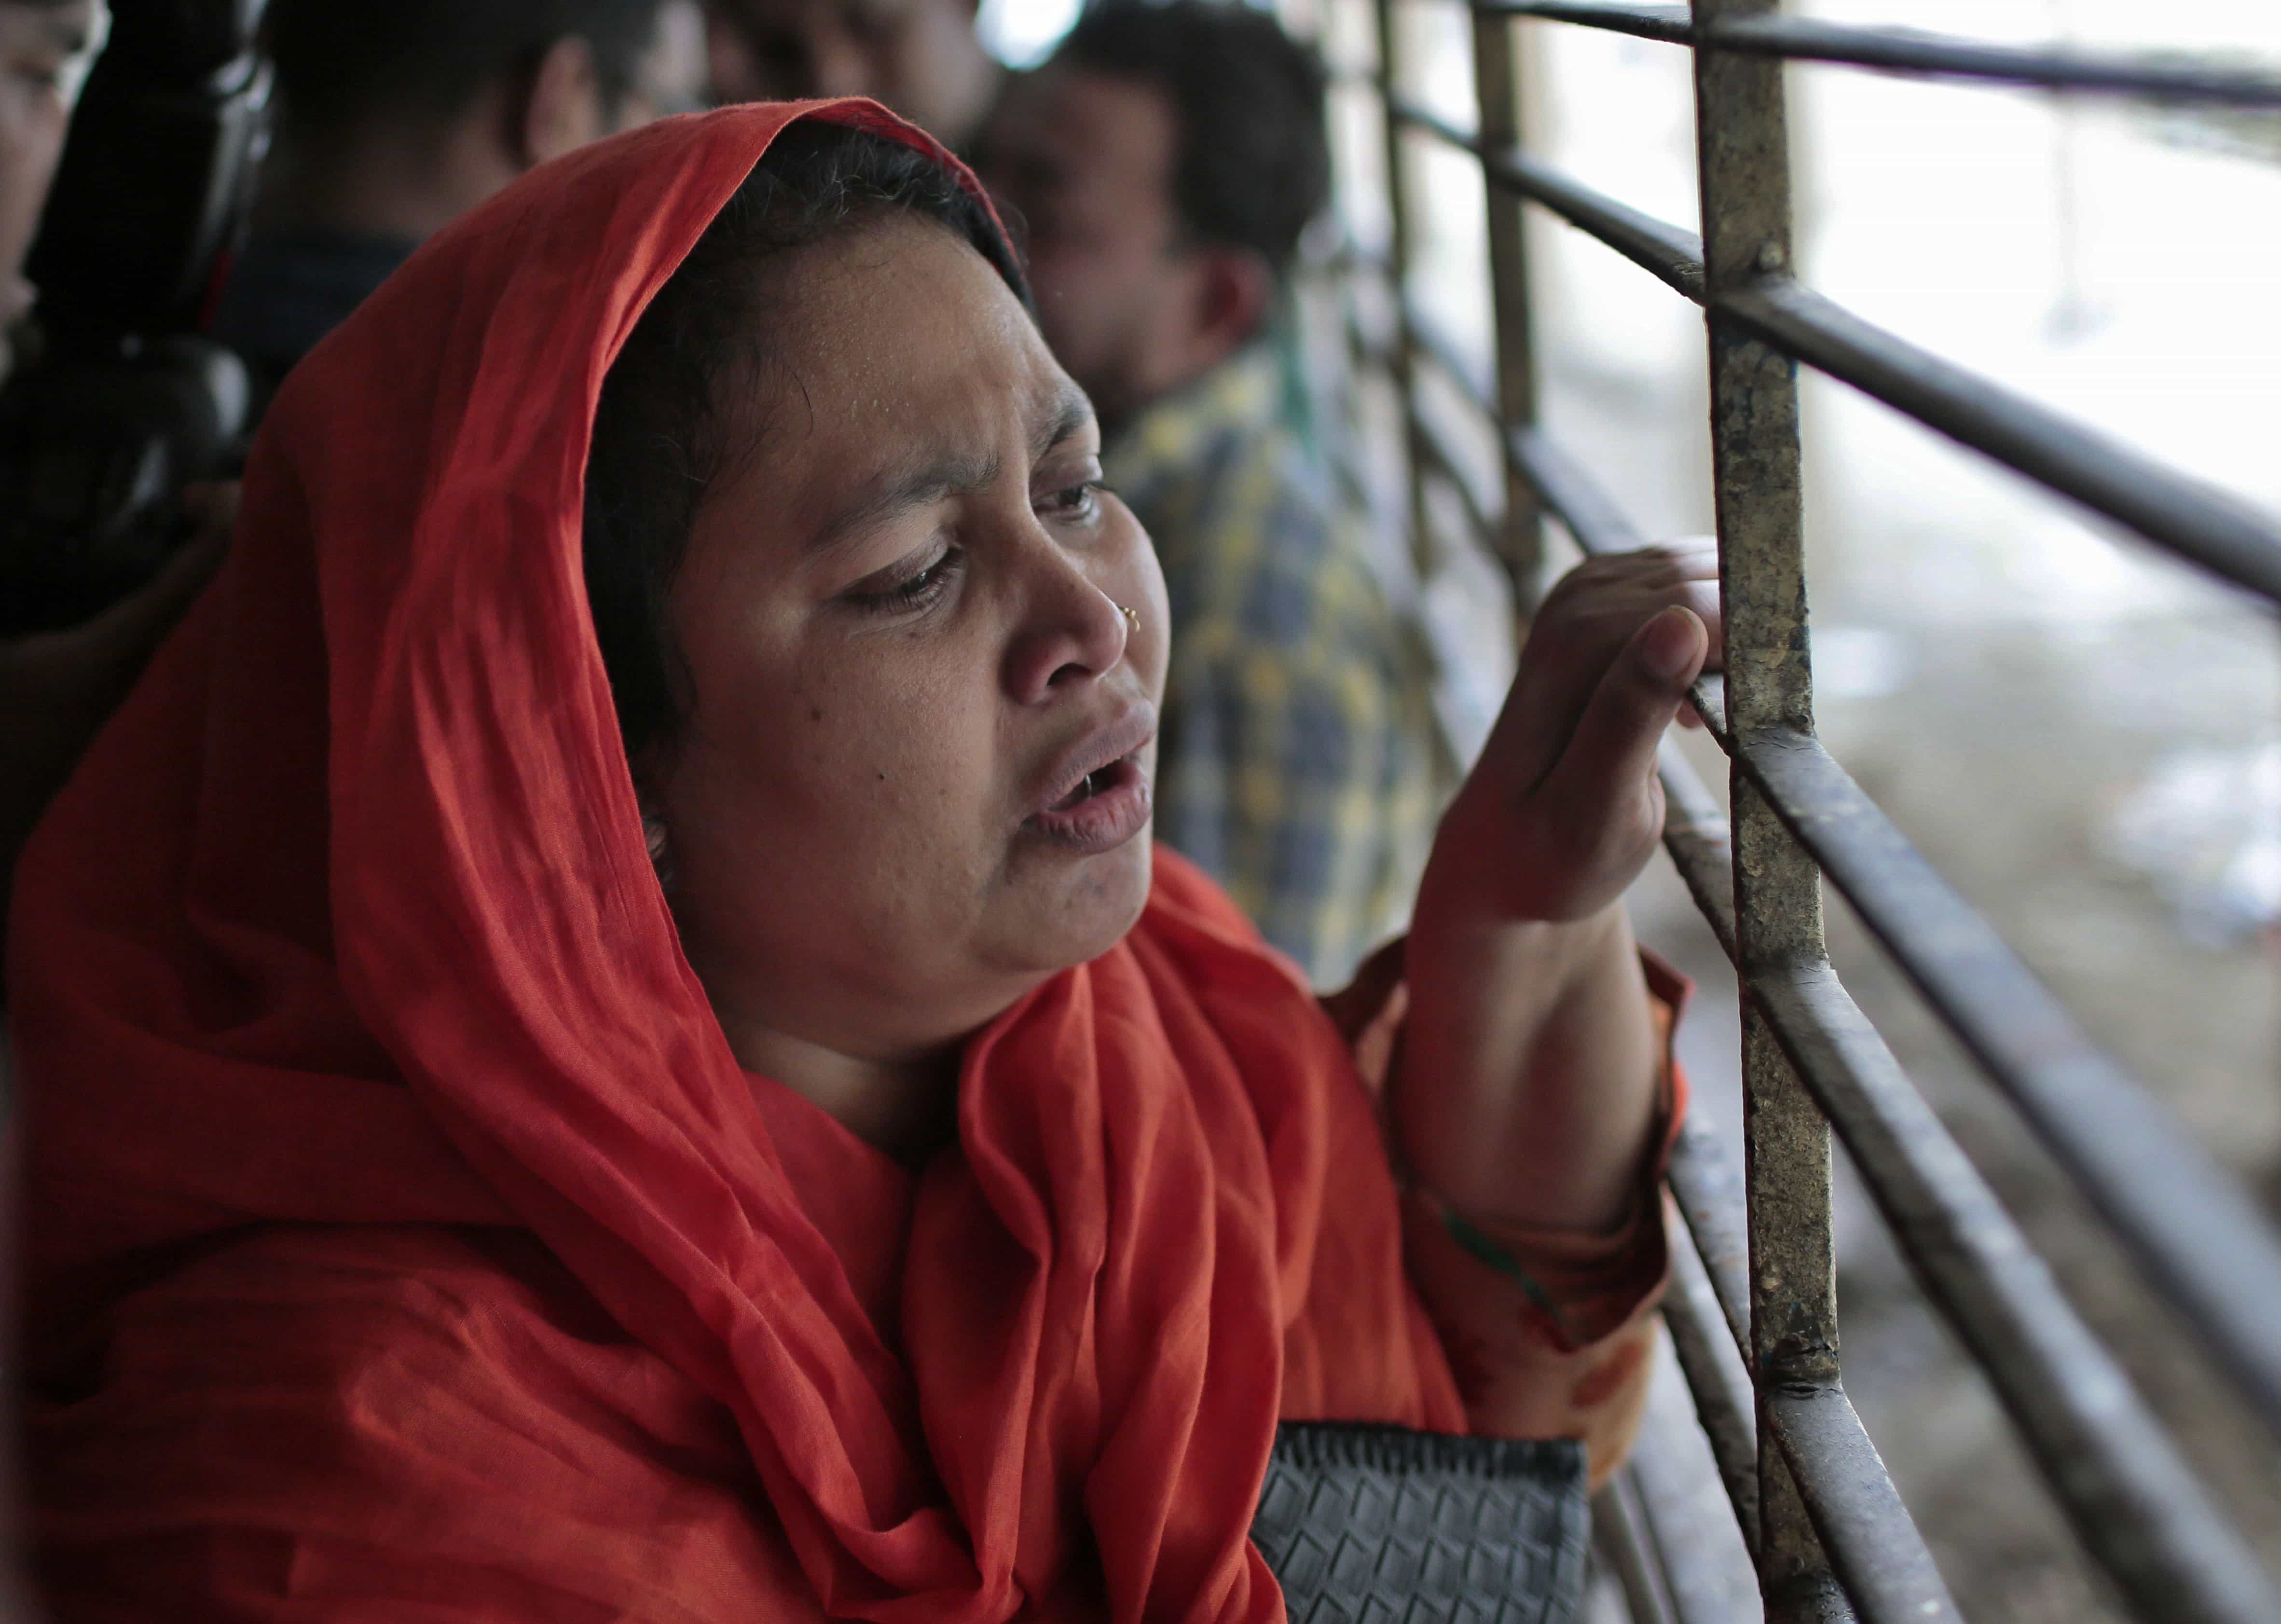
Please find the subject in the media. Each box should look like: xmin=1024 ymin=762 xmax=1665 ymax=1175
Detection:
xmin=1003 ymin=551 xmax=1132 ymax=704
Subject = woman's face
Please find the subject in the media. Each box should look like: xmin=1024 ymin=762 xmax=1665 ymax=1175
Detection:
xmin=648 ymin=211 xmax=1170 ymax=1073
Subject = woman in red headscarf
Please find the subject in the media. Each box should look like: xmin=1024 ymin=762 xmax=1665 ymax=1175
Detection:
xmin=7 ymin=103 xmax=1710 ymax=1621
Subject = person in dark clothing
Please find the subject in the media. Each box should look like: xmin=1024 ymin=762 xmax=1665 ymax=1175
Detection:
xmin=0 ymin=0 xmax=222 ymax=961
xmin=214 ymin=0 xmax=706 ymax=404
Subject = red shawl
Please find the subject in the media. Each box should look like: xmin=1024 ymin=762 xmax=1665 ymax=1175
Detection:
xmin=7 ymin=102 xmax=1463 ymax=1622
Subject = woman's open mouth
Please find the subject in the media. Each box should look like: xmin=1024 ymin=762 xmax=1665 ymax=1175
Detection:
xmin=1027 ymin=753 xmax=1152 ymax=852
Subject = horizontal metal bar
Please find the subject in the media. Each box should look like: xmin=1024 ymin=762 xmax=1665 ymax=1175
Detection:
xmin=1373 ymin=90 xmax=2281 ymax=604
xmin=1469 ymin=0 xmax=2281 ymax=108
xmin=1406 ymin=401 xmax=1498 ymax=547
xmin=1657 ymin=758 xmax=1963 ymax=1624
xmin=1762 ymin=1384 xmax=1961 ymax=1624
xmin=1717 ymin=14 xmax=2281 ymax=109
xmin=1652 ymin=740 xmax=1737 ymax=956
xmin=1748 ymin=956 xmax=2281 ymax=1624
xmin=1383 ymin=92 xmax=1707 ymax=301
xmin=1509 ymin=423 xmax=1648 ymax=548
xmin=1473 ymin=0 xmax=1690 ymax=43
xmin=1662 ymin=719 xmax=2281 ymax=1618
xmin=1361 ymin=191 xmax=2281 ymax=1540
xmin=1521 ymin=425 xmax=2281 ymax=1616
xmin=1516 ymin=379 xmax=2279 ymax=1427
xmin=1720 ymin=277 xmax=2281 ymax=606
xmin=1733 ymin=723 xmax=2281 ymax=1442
xmin=1404 ymin=298 xmax=1496 ymax=419
xmin=1663 ymin=1213 xmax=1760 ymax=1555
xmin=1505 ymin=427 xmax=1735 ymax=743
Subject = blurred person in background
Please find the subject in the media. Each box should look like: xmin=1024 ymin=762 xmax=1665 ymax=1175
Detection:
xmin=702 ymin=0 xmax=997 ymax=149
xmin=214 ymin=0 xmax=707 ymax=408
xmin=2 ymin=7 xmax=109 ymax=1617
xmin=976 ymin=0 xmax=1443 ymax=985
xmin=0 ymin=0 xmax=224 ymax=957
xmin=0 ymin=0 xmax=100 ymax=374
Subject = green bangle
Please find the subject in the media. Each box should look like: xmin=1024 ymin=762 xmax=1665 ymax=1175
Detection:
xmin=1436 ymin=1202 xmax=1573 ymax=1341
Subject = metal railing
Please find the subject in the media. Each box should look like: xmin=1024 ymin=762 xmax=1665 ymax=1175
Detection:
xmin=1317 ymin=3 xmax=2281 ymax=1620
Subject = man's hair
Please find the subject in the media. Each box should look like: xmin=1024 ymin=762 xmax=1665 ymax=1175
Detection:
xmin=265 ymin=0 xmax=665 ymax=136
xmin=1053 ymin=0 xmax=1329 ymax=277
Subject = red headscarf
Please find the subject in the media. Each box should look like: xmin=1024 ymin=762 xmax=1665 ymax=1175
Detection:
xmin=7 ymin=103 xmax=1462 ymax=1622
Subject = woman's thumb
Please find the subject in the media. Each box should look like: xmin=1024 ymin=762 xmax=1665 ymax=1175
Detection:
xmin=1549 ymin=606 xmax=1706 ymax=817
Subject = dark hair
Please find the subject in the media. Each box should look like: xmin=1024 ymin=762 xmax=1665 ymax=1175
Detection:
xmin=1052 ymin=0 xmax=1329 ymax=277
xmin=265 ymin=0 xmax=667 ymax=134
xmin=582 ymin=120 xmax=1024 ymax=761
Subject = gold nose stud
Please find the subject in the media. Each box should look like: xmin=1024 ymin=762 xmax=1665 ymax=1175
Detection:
xmin=1116 ymin=603 xmax=1140 ymax=633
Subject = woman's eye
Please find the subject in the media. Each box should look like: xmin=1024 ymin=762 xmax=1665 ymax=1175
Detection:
xmin=846 ymin=547 xmax=964 ymax=614
xmin=1042 ymin=482 xmax=1104 ymax=523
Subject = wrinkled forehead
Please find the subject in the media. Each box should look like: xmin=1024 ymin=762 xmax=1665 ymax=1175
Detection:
xmin=715 ymin=211 xmax=1083 ymax=504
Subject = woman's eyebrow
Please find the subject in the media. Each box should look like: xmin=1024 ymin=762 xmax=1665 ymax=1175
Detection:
xmin=809 ymin=385 xmax=1097 ymax=554
xmin=1031 ymin=383 xmax=1097 ymax=462
xmin=811 ymin=449 xmax=1001 ymax=553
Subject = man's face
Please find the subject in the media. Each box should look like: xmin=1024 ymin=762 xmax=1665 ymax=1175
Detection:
xmin=0 ymin=0 xmax=101 ymax=368
xmin=975 ymin=64 xmax=1189 ymax=436
xmin=705 ymin=0 xmax=996 ymax=150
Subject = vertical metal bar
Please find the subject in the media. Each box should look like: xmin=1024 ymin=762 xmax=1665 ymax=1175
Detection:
xmin=1371 ymin=0 xmax=1437 ymax=578
xmin=1688 ymin=2 xmax=1841 ymax=1620
xmin=1469 ymin=6 xmax=1546 ymax=606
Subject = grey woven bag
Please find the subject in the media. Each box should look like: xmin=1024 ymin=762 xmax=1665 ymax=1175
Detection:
xmin=1250 ymin=1422 xmax=1589 ymax=1624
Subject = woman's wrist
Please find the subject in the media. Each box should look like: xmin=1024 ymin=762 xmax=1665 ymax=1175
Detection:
xmin=1393 ymin=901 xmax=1658 ymax=1231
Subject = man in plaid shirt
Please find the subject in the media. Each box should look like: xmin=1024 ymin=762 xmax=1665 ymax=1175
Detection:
xmin=978 ymin=0 xmax=1443 ymax=984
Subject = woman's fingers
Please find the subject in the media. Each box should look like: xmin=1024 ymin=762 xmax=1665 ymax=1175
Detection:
xmin=1487 ymin=544 xmax=1722 ymax=791
xmin=1540 ymin=606 xmax=1706 ymax=866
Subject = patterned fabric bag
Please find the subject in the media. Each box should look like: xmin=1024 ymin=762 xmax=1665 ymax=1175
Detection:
xmin=1252 ymin=1423 xmax=1589 ymax=1624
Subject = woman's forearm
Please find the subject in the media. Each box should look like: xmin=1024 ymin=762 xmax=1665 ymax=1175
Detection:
xmin=1394 ymin=900 xmax=1660 ymax=1233
xmin=1384 ymin=546 xmax=1714 ymax=1237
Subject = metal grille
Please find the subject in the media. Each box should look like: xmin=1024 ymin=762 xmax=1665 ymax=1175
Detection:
xmin=1315 ymin=5 xmax=2281 ymax=1620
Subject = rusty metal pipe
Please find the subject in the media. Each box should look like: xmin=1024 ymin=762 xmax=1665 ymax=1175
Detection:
xmin=1470 ymin=0 xmax=2281 ymax=109
xmin=1731 ymin=724 xmax=2281 ymax=1440
xmin=1384 ymin=92 xmax=1707 ymax=300
xmin=1663 ymin=1210 xmax=1761 ymax=1555
xmin=1719 ymin=277 xmax=2281 ymax=605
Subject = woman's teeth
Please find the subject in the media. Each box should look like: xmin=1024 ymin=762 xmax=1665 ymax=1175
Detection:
xmin=1053 ymin=771 xmax=1106 ymax=812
